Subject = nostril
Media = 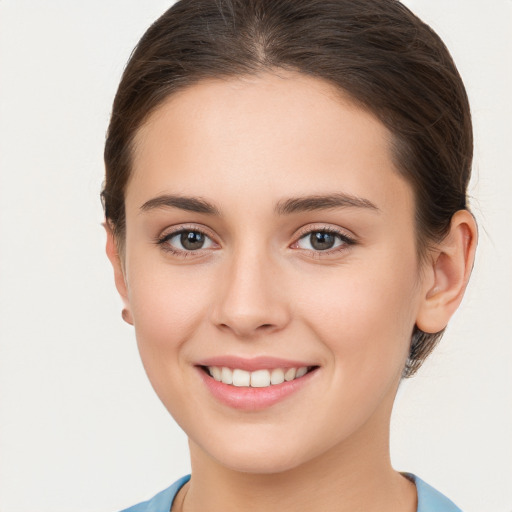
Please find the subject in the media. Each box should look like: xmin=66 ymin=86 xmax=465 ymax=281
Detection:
xmin=256 ymin=323 xmax=278 ymax=333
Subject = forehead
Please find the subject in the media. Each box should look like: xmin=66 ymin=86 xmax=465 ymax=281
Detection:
xmin=128 ymin=70 xmax=413 ymax=219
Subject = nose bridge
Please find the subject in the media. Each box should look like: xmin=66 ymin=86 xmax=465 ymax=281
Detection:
xmin=212 ymin=241 xmax=289 ymax=337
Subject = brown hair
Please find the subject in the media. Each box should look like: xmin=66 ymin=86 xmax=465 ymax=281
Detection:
xmin=102 ymin=0 xmax=473 ymax=377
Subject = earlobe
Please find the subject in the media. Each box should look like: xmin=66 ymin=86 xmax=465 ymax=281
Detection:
xmin=104 ymin=222 xmax=132 ymax=320
xmin=416 ymin=210 xmax=478 ymax=334
xmin=121 ymin=308 xmax=134 ymax=326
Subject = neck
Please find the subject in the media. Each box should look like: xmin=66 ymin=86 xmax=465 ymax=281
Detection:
xmin=181 ymin=401 xmax=416 ymax=512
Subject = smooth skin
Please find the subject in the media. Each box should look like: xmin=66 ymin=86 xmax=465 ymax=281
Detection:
xmin=106 ymin=70 xmax=477 ymax=512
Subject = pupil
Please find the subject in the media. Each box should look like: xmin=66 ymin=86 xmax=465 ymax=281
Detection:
xmin=181 ymin=231 xmax=204 ymax=250
xmin=310 ymin=232 xmax=335 ymax=250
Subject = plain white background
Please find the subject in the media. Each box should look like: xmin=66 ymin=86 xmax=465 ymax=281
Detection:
xmin=0 ymin=1 xmax=511 ymax=511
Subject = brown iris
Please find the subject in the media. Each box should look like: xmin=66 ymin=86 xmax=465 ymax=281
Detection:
xmin=309 ymin=232 xmax=336 ymax=250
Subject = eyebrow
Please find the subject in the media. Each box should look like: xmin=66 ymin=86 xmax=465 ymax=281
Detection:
xmin=139 ymin=192 xmax=379 ymax=216
xmin=275 ymin=193 xmax=379 ymax=215
xmin=140 ymin=195 xmax=221 ymax=215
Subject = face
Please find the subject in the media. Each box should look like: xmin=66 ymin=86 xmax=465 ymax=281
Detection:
xmin=116 ymin=71 xmax=428 ymax=474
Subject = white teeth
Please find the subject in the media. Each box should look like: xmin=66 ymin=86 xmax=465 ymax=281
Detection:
xmin=296 ymin=366 xmax=308 ymax=378
xmin=208 ymin=365 xmax=313 ymax=387
xmin=210 ymin=366 xmax=222 ymax=381
xmin=250 ymin=369 xmax=271 ymax=387
xmin=270 ymin=368 xmax=285 ymax=385
xmin=221 ymin=367 xmax=233 ymax=385
xmin=284 ymin=367 xmax=296 ymax=381
xmin=232 ymin=369 xmax=251 ymax=387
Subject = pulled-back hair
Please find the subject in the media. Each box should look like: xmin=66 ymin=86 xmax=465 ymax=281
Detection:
xmin=102 ymin=0 xmax=473 ymax=377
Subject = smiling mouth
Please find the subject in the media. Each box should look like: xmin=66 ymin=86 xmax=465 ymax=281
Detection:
xmin=200 ymin=365 xmax=318 ymax=388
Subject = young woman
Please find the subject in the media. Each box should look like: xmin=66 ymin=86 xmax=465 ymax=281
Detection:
xmin=102 ymin=1 xmax=477 ymax=510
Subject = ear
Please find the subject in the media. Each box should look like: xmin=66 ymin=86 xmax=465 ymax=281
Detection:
xmin=416 ymin=210 xmax=478 ymax=334
xmin=104 ymin=222 xmax=133 ymax=325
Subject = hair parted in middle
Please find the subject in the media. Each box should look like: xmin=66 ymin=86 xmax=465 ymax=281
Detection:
xmin=103 ymin=0 xmax=473 ymax=377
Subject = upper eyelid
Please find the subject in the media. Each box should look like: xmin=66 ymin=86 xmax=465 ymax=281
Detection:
xmin=159 ymin=224 xmax=217 ymax=240
xmin=293 ymin=223 xmax=355 ymax=240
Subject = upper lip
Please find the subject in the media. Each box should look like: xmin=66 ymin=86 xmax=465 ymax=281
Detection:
xmin=195 ymin=356 xmax=317 ymax=372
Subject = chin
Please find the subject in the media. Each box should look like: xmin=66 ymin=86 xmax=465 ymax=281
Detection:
xmin=214 ymin=448 xmax=305 ymax=475
xmin=192 ymin=427 xmax=320 ymax=475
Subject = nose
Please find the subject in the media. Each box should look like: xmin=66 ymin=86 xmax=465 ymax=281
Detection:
xmin=211 ymin=247 xmax=291 ymax=339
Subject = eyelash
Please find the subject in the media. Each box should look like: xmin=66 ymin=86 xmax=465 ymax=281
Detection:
xmin=155 ymin=225 xmax=356 ymax=258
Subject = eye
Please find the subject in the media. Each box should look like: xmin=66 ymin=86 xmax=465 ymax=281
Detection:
xmin=158 ymin=229 xmax=216 ymax=252
xmin=295 ymin=229 xmax=355 ymax=252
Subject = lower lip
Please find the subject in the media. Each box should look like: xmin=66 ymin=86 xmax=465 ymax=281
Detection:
xmin=197 ymin=367 xmax=318 ymax=410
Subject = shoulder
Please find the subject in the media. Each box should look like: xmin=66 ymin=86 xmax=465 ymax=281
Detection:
xmin=119 ymin=473 xmax=463 ymax=512
xmin=405 ymin=473 xmax=464 ymax=512
xmin=119 ymin=475 xmax=191 ymax=512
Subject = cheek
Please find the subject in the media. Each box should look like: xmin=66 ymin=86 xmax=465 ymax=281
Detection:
xmin=297 ymin=252 xmax=420 ymax=373
xmin=286 ymin=257 xmax=420 ymax=443
xmin=125 ymin=258 xmax=213 ymax=379
xmin=125 ymin=264 xmax=219 ymax=426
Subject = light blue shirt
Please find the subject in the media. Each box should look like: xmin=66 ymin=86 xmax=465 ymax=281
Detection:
xmin=120 ymin=473 xmax=462 ymax=512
